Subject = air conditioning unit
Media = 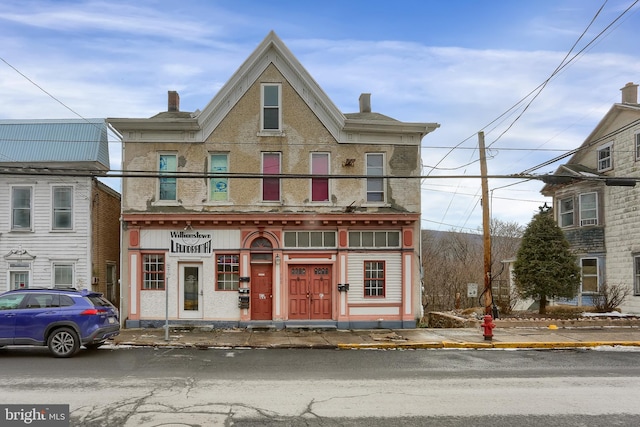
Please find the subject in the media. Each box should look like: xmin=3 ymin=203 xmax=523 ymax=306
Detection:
xmin=92 ymin=277 xmax=99 ymax=284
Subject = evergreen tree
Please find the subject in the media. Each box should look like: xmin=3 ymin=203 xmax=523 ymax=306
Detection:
xmin=513 ymin=206 xmax=580 ymax=314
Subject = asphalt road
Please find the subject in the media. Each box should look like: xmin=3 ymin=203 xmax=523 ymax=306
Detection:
xmin=2 ymin=346 xmax=640 ymax=426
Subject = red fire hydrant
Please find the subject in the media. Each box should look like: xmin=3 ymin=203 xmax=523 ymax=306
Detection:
xmin=481 ymin=315 xmax=495 ymax=341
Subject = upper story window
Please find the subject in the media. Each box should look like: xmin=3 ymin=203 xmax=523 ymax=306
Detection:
xmin=366 ymin=153 xmax=385 ymax=203
xmin=635 ymin=132 xmax=640 ymax=162
xmin=559 ymin=197 xmax=574 ymax=228
xmin=311 ymin=153 xmax=329 ymax=202
xmin=261 ymin=84 xmax=281 ymax=131
xmin=159 ymin=154 xmax=177 ymax=201
xmin=11 ymin=186 xmax=32 ymax=231
xmin=262 ymin=152 xmax=281 ymax=202
xmin=597 ymin=142 xmax=612 ymax=172
xmin=52 ymin=186 xmax=73 ymax=230
xmin=579 ymin=192 xmax=598 ymax=226
xmin=209 ymin=153 xmax=229 ymax=202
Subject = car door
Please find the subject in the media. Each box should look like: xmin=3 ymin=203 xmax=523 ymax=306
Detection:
xmin=0 ymin=293 xmax=27 ymax=345
xmin=13 ymin=293 xmax=58 ymax=345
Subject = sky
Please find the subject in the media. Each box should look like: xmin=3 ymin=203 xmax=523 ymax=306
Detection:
xmin=2 ymin=0 xmax=640 ymax=233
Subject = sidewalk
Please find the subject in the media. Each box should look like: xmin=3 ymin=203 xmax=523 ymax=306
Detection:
xmin=111 ymin=325 xmax=640 ymax=350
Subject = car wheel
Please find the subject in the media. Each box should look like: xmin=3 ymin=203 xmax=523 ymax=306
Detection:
xmin=84 ymin=342 xmax=105 ymax=350
xmin=47 ymin=328 xmax=80 ymax=358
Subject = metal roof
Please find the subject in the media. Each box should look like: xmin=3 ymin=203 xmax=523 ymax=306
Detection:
xmin=0 ymin=119 xmax=110 ymax=168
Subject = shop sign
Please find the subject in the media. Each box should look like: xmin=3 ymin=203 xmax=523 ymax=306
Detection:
xmin=170 ymin=231 xmax=212 ymax=255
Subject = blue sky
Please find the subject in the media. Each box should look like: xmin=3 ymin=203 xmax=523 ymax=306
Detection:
xmin=1 ymin=0 xmax=640 ymax=231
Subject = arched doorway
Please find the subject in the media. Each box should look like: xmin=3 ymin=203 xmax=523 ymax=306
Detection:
xmin=250 ymin=237 xmax=273 ymax=320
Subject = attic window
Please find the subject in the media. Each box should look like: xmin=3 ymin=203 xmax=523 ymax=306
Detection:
xmin=261 ymin=84 xmax=281 ymax=131
xmin=597 ymin=142 xmax=612 ymax=172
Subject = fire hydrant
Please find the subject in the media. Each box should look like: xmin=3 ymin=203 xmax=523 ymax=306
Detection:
xmin=481 ymin=315 xmax=495 ymax=341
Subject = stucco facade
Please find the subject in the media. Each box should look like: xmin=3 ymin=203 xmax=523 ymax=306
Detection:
xmin=109 ymin=32 xmax=439 ymax=329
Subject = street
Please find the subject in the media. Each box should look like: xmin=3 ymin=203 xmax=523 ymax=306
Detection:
xmin=1 ymin=346 xmax=640 ymax=426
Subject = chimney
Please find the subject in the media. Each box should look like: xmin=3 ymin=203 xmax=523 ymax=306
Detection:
xmin=359 ymin=93 xmax=371 ymax=113
xmin=620 ymin=82 xmax=638 ymax=104
xmin=168 ymin=91 xmax=180 ymax=112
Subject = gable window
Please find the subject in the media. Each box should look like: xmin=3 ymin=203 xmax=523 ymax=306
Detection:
xmin=53 ymin=263 xmax=74 ymax=288
xmin=216 ymin=254 xmax=239 ymax=290
xmin=262 ymin=152 xmax=281 ymax=202
xmin=635 ymin=133 xmax=640 ymax=162
xmin=559 ymin=197 xmax=574 ymax=227
xmin=261 ymin=84 xmax=281 ymax=131
xmin=209 ymin=153 xmax=229 ymax=202
xmin=364 ymin=261 xmax=385 ymax=297
xmin=597 ymin=143 xmax=612 ymax=172
xmin=580 ymin=258 xmax=599 ymax=293
xmin=634 ymin=255 xmax=640 ymax=296
xmin=52 ymin=186 xmax=73 ymax=229
xmin=159 ymin=154 xmax=177 ymax=201
xmin=579 ymin=193 xmax=598 ymax=226
xmin=366 ymin=153 xmax=384 ymax=202
xmin=311 ymin=153 xmax=329 ymax=202
xmin=143 ymin=254 xmax=165 ymax=290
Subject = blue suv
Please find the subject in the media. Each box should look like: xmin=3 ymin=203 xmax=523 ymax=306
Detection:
xmin=0 ymin=288 xmax=120 ymax=357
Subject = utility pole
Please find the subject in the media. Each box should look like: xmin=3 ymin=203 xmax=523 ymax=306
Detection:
xmin=478 ymin=132 xmax=493 ymax=316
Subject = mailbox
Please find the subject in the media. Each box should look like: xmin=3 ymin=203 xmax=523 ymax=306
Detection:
xmin=337 ymin=283 xmax=350 ymax=292
xmin=238 ymin=295 xmax=250 ymax=309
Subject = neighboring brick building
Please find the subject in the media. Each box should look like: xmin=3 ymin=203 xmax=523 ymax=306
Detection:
xmin=542 ymin=82 xmax=640 ymax=313
xmin=109 ymin=32 xmax=439 ymax=329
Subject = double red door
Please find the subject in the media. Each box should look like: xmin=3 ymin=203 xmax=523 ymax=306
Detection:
xmin=288 ymin=265 xmax=332 ymax=320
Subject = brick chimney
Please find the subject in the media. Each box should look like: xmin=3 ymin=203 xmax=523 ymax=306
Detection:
xmin=359 ymin=93 xmax=371 ymax=113
xmin=168 ymin=91 xmax=180 ymax=112
xmin=620 ymin=82 xmax=638 ymax=104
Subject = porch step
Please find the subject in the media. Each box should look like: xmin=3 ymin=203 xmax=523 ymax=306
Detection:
xmin=284 ymin=322 xmax=337 ymax=331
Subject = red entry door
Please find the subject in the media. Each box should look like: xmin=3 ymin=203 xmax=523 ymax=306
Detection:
xmin=251 ymin=264 xmax=273 ymax=320
xmin=288 ymin=265 xmax=332 ymax=320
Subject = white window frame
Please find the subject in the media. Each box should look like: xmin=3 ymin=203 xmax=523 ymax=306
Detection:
xmin=366 ymin=153 xmax=385 ymax=203
xmin=597 ymin=142 xmax=612 ymax=172
xmin=310 ymin=152 xmax=330 ymax=203
xmin=51 ymin=185 xmax=74 ymax=230
xmin=209 ymin=153 xmax=229 ymax=202
xmin=558 ymin=196 xmax=574 ymax=228
xmin=580 ymin=257 xmax=599 ymax=294
xmin=260 ymin=83 xmax=282 ymax=133
xmin=158 ymin=152 xmax=178 ymax=202
xmin=579 ymin=192 xmax=598 ymax=226
xmin=53 ymin=263 xmax=75 ymax=288
xmin=11 ymin=185 xmax=33 ymax=231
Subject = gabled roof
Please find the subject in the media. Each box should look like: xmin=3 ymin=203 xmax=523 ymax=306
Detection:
xmin=195 ymin=31 xmax=438 ymax=143
xmin=0 ymin=118 xmax=110 ymax=170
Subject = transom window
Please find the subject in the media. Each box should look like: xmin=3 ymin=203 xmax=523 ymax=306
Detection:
xmin=597 ymin=143 xmax=612 ymax=172
xmin=216 ymin=254 xmax=239 ymax=290
xmin=52 ymin=186 xmax=73 ymax=229
xmin=11 ymin=186 xmax=32 ymax=230
xmin=349 ymin=231 xmax=401 ymax=248
xmin=143 ymin=254 xmax=165 ymax=290
xmin=262 ymin=152 xmax=281 ymax=202
xmin=311 ymin=153 xmax=329 ymax=202
xmin=261 ymin=84 xmax=281 ymax=131
xmin=159 ymin=154 xmax=177 ymax=201
xmin=579 ymin=193 xmax=598 ymax=226
xmin=559 ymin=197 xmax=574 ymax=228
xmin=209 ymin=153 xmax=229 ymax=202
xmin=366 ymin=153 xmax=385 ymax=202
xmin=364 ymin=261 xmax=385 ymax=297
xmin=284 ymin=231 xmax=337 ymax=248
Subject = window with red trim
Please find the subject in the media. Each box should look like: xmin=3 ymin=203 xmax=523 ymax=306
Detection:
xmin=364 ymin=261 xmax=385 ymax=297
xmin=311 ymin=153 xmax=329 ymax=202
xmin=217 ymin=254 xmax=239 ymax=290
xmin=143 ymin=254 xmax=165 ymax=290
xmin=262 ymin=152 xmax=280 ymax=201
